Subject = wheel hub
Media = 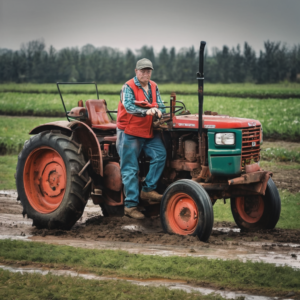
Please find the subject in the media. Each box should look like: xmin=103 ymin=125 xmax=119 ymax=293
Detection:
xmin=167 ymin=193 xmax=198 ymax=234
xmin=24 ymin=147 xmax=66 ymax=214
xmin=40 ymin=163 xmax=64 ymax=197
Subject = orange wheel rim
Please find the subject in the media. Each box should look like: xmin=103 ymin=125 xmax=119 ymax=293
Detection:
xmin=166 ymin=193 xmax=198 ymax=235
xmin=236 ymin=196 xmax=264 ymax=223
xmin=23 ymin=147 xmax=66 ymax=214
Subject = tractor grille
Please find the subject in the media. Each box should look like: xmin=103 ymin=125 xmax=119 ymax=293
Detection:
xmin=241 ymin=125 xmax=261 ymax=169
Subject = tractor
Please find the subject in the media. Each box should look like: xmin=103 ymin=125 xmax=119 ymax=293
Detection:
xmin=16 ymin=41 xmax=281 ymax=242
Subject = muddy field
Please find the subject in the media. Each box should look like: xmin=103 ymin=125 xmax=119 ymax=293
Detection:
xmin=1 ymin=191 xmax=300 ymax=272
xmin=1 ymin=190 xmax=300 ymax=246
xmin=1 ymin=139 xmax=300 ymax=273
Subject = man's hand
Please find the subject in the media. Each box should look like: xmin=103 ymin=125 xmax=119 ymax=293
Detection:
xmin=146 ymin=107 xmax=162 ymax=118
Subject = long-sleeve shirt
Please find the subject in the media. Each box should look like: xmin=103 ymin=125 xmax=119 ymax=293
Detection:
xmin=120 ymin=76 xmax=166 ymax=117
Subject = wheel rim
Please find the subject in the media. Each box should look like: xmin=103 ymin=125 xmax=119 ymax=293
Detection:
xmin=166 ymin=193 xmax=198 ymax=235
xmin=23 ymin=147 xmax=67 ymax=214
xmin=236 ymin=196 xmax=264 ymax=223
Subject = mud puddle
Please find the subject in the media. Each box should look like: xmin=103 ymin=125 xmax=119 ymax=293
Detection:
xmin=0 ymin=264 xmax=290 ymax=300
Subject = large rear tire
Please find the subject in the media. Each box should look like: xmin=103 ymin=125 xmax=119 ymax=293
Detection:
xmin=160 ymin=179 xmax=214 ymax=242
xmin=16 ymin=131 xmax=91 ymax=229
xmin=231 ymin=177 xmax=281 ymax=230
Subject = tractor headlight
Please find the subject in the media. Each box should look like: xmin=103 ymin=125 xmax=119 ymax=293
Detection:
xmin=215 ymin=133 xmax=235 ymax=145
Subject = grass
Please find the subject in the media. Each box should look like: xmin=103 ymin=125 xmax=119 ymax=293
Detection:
xmin=0 ymin=155 xmax=17 ymax=190
xmin=0 ymin=268 xmax=222 ymax=300
xmin=0 ymin=240 xmax=299 ymax=295
xmin=261 ymin=147 xmax=300 ymax=163
xmin=1 ymin=93 xmax=300 ymax=140
xmin=0 ymin=116 xmax=61 ymax=154
xmin=1 ymin=82 xmax=300 ymax=97
xmin=0 ymin=92 xmax=120 ymax=117
xmin=260 ymin=160 xmax=300 ymax=171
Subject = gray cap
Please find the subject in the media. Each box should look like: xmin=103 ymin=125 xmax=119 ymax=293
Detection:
xmin=136 ymin=58 xmax=154 ymax=70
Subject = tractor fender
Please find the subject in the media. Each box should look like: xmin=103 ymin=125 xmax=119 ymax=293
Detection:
xmin=29 ymin=120 xmax=103 ymax=176
xmin=30 ymin=121 xmax=73 ymax=135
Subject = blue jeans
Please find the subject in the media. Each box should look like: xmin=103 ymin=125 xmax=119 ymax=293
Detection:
xmin=116 ymin=129 xmax=166 ymax=208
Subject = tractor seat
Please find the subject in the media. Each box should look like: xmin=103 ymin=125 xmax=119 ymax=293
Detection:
xmin=85 ymin=99 xmax=117 ymax=130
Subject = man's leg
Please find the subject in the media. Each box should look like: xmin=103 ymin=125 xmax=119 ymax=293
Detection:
xmin=141 ymin=132 xmax=166 ymax=194
xmin=117 ymin=132 xmax=144 ymax=209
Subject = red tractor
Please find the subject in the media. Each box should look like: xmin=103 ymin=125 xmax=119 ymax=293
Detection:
xmin=16 ymin=41 xmax=281 ymax=241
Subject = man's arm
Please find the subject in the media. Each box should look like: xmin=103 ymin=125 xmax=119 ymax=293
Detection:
xmin=121 ymin=84 xmax=148 ymax=117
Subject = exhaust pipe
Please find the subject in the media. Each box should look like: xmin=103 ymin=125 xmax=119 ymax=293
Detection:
xmin=197 ymin=41 xmax=206 ymax=137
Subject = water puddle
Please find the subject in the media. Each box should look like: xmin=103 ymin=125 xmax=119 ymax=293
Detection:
xmin=0 ymin=235 xmax=31 ymax=240
xmin=213 ymin=227 xmax=241 ymax=233
xmin=0 ymin=190 xmax=18 ymax=198
xmin=121 ymin=224 xmax=159 ymax=234
xmin=0 ymin=213 xmax=33 ymax=226
xmin=0 ymin=264 xmax=287 ymax=300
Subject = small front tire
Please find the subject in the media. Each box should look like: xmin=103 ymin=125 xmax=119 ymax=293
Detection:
xmin=160 ymin=179 xmax=214 ymax=242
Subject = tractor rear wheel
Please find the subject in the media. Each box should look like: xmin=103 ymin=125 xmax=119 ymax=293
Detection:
xmin=16 ymin=131 xmax=91 ymax=229
xmin=230 ymin=177 xmax=281 ymax=230
xmin=160 ymin=179 xmax=214 ymax=242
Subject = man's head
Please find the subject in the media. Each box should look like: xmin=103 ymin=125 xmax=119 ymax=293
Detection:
xmin=135 ymin=58 xmax=153 ymax=85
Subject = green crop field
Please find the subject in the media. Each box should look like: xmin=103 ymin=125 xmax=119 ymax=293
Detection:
xmin=0 ymin=116 xmax=61 ymax=154
xmin=1 ymin=82 xmax=300 ymax=97
xmin=1 ymin=92 xmax=299 ymax=140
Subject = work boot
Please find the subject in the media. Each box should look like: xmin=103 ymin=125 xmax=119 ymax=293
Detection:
xmin=140 ymin=190 xmax=163 ymax=202
xmin=124 ymin=206 xmax=145 ymax=219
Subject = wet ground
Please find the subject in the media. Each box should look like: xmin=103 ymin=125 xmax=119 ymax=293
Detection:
xmin=1 ymin=191 xmax=300 ymax=271
xmin=1 ymin=147 xmax=300 ymax=298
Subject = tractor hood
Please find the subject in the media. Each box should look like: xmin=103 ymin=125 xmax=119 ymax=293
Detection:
xmin=172 ymin=114 xmax=261 ymax=129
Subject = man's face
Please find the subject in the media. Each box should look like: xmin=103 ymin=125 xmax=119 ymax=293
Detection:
xmin=135 ymin=68 xmax=152 ymax=85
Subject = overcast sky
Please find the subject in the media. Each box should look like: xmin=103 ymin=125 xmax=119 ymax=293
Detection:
xmin=0 ymin=0 xmax=299 ymax=54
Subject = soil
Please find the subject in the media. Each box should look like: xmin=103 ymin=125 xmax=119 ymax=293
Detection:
xmin=260 ymin=140 xmax=300 ymax=193
xmin=267 ymin=164 xmax=300 ymax=193
xmin=1 ymin=193 xmax=299 ymax=250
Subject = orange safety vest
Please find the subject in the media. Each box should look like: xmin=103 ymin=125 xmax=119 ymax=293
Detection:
xmin=117 ymin=78 xmax=157 ymax=138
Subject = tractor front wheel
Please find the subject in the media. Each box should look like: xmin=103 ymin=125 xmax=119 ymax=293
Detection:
xmin=160 ymin=179 xmax=214 ymax=242
xmin=231 ymin=177 xmax=281 ymax=230
xmin=16 ymin=131 xmax=91 ymax=229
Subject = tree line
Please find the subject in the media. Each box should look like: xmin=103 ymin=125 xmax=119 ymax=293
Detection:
xmin=0 ymin=40 xmax=299 ymax=84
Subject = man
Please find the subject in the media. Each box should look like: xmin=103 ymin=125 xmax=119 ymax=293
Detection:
xmin=116 ymin=58 xmax=166 ymax=219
